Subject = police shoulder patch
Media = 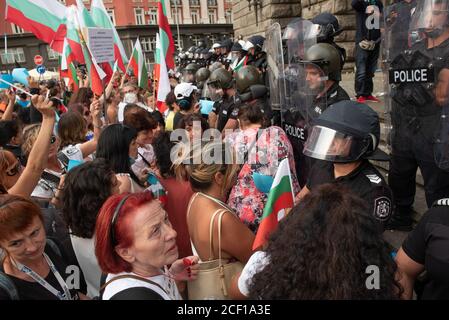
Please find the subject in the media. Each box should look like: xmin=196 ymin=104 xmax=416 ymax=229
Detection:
xmin=373 ymin=196 xmax=392 ymax=221
xmin=366 ymin=174 xmax=382 ymax=184
xmin=432 ymin=198 xmax=449 ymax=207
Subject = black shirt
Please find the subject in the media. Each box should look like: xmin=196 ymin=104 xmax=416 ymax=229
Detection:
xmin=307 ymin=160 xmax=393 ymax=227
xmin=0 ymin=244 xmax=80 ymax=300
xmin=212 ymin=95 xmax=240 ymax=132
xmin=402 ymin=202 xmax=449 ymax=300
xmin=352 ymin=0 xmax=383 ymax=43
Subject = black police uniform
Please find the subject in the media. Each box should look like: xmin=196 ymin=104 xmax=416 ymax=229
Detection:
xmin=401 ymin=198 xmax=449 ymax=299
xmin=283 ymin=82 xmax=350 ymax=187
xmin=307 ymin=159 xmax=393 ymax=228
xmin=211 ymin=95 xmax=241 ymax=132
xmin=389 ymin=37 xmax=449 ymax=226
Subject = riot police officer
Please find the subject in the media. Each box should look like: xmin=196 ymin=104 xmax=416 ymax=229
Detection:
xmin=182 ymin=63 xmax=200 ymax=84
xmin=245 ymin=35 xmax=267 ymax=73
xmin=297 ymin=100 xmax=393 ymax=230
xmin=385 ymin=0 xmax=449 ymax=231
xmin=207 ymin=68 xmax=240 ymax=132
xmin=311 ymin=12 xmax=346 ymax=68
xmin=283 ymin=41 xmax=350 ymax=186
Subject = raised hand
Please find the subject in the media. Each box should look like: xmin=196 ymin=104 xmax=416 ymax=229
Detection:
xmin=31 ymin=94 xmax=55 ymax=118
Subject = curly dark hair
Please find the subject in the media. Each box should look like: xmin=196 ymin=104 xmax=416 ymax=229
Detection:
xmin=248 ymin=184 xmax=402 ymax=300
xmin=152 ymin=131 xmax=176 ymax=179
xmin=61 ymin=158 xmax=115 ymax=238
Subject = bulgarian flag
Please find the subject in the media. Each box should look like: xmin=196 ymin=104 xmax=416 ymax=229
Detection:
xmin=76 ymin=0 xmax=113 ymax=84
xmin=157 ymin=0 xmax=175 ymax=70
xmin=127 ymin=39 xmax=149 ymax=90
xmin=66 ymin=5 xmax=107 ymax=96
xmin=91 ymin=0 xmax=129 ymax=73
xmin=252 ymin=158 xmax=295 ymax=251
xmin=61 ymin=38 xmax=79 ymax=92
xmin=155 ymin=33 xmax=170 ymax=113
xmin=232 ymin=56 xmax=248 ymax=72
xmin=5 ymin=0 xmax=67 ymax=53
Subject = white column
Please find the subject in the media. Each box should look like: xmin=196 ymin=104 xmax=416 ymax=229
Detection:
xmin=217 ymin=0 xmax=226 ymax=24
xmin=200 ymin=0 xmax=209 ymax=24
xmin=182 ymin=0 xmax=192 ymax=24
xmin=165 ymin=0 xmax=173 ymax=24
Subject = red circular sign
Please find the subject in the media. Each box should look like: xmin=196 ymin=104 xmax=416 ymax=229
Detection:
xmin=34 ymin=55 xmax=44 ymax=66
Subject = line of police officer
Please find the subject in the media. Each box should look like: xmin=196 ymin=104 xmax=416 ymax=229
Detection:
xmin=172 ymin=2 xmax=449 ymax=231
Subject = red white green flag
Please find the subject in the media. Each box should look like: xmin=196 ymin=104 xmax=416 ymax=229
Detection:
xmin=127 ymin=39 xmax=149 ymax=90
xmin=157 ymin=0 xmax=175 ymax=70
xmin=156 ymin=33 xmax=170 ymax=113
xmin=91 ymin=0 xmax=129 ymax=73
xmin=252 ymin=158 xmax=295 ymax=251
xmin=5 ymin=0 xmax=67 ymax=53
xmin=61 ymin=38 xmax=79 ymax=91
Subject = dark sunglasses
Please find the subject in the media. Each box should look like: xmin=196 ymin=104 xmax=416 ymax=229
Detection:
xmin=6 ymin=160 xmax=21 ymax=177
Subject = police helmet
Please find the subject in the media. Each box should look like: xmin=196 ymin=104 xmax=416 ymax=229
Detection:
xmin=195 ymin=67 xmax=211 ymax=83
xmin=303 ymin=100 xmax=389 ymax=163
xmin=207 ymin=68 xmax=233 ymax=90
xmin=246 ymin=35 xmax=265 ymax=51
xmin=301 ymin=43 xmax=342 ymax=81
xmin=184 ymin=63 xmax=200 ymax=74
xmin=235 ymin=65 xmax=263 ymax=94
xmin=311 ymin=12 xmax=343 ymax=42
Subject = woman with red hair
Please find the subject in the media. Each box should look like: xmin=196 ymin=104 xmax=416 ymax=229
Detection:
xmin=95 ymin=192 xmax=198 ymax=300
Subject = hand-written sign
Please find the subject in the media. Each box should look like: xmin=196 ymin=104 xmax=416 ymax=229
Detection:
xmin=87 ymin=28 xmax=114 ymax=64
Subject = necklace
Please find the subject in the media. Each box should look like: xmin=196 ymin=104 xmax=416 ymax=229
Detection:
xmin=198 ymin=192 xmax=233 ymax=212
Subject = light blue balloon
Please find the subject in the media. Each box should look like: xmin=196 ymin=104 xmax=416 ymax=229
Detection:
xmin=0 ymin=74 xmax=14 ymax=89
xmin=252 ymin=173 xmax=274 ymax=194
xmin=200 ymin=100 xmax=215 ymax=115
xmin=12 ymin=68 xmax=29 ymax=86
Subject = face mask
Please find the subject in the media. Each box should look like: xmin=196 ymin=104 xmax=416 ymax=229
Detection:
xmin=252 ymin=172 xmax=274 ymax=194
xmin=124 ymin=92 xmax=138 ymax=104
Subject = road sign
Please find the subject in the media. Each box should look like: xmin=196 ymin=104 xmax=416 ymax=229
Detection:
xmin=34 ymin=55 xmax=44 ymax=66
xmin=36 ymin=65 xmax=46 ymax=75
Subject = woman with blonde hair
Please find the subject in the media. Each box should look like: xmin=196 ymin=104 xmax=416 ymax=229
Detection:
xmin=175 ymin=141 xmax=254 ymax=265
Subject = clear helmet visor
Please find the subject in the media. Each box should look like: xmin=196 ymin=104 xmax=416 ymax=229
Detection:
xmin=411 ymin=0 xmax=449 ymax=31
xmin=303 ymin=126 xmax=369 ymax=162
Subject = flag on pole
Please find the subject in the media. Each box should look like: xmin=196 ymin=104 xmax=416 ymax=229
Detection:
xmin=75 ymin=0 xmax=113 ymax=84
xmin=156 ymin=33 xmax=170 ymax=113
xmin=252 ymin=158 xmax=295 ymax=251
xmin=5 ymin=0 xmax=67 ymax=53
xmin=127 ymin=39 xmax=148 ymax=90
xmin=61 ymin=38 xmax=79 ymax=91
xmin=157 ymin=0 xmax=175 ymax=70
xmin=66 ymin=5 xmax=106 ymax=96
xmin=91 ymin=0 xmax=129 ymax=73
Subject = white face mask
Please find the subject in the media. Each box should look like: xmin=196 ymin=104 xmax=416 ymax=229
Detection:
xmin=124 ymin=92 xmax=138 ymax=104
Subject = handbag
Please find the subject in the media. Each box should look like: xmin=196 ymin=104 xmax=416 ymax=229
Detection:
xmin=187 ymin=209 xmax=244 ymax=300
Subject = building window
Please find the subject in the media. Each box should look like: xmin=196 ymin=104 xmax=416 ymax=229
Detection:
xmin=172 ymin=7 xmax=182 ymax=24
xmin=47 ymin=46 xmax=59 ymax=60
xmin=191 ymin=9 xmax=200 ymax=24
xmin=148 ymin=9 xmax=157 ymax=25
xmin=189 ymin=0 xmax=200 ymax=6
xmin=11 ymin=24 xmax=24 ymax=34
xmin=209 ymin=35 xmax=217 ymax=44
xmin=107 ymin=9 xmax=116 ymax=25
xmin=141 ymin=37 xmax=156 ymax=52
xmin=170 ymin=0 xmax=181 ymax=5
xmin=135 ymin=8 xmax=145 ymax=25
xmin=0 ymin=48 xmax=26 ymax=64
xmin=190 ymin=35 xmax=201 ymax=46
xmin=208 ymin=9 xmax=217 ymax=24
xmin=225 ymin=10 xmax=232 ymax=24
xmin=208 ymin=0 xmax=218 ymax=6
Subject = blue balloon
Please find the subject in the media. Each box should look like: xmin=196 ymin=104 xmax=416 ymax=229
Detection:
xmin=0 ymin=74 xmax=14 ymax=89
xmin=12 ymin=68 xmax=29 ymax=86
xmin=252 ymin=173 xmax=274 ymax=194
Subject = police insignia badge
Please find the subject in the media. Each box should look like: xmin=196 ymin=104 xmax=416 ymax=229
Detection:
xmin=374 ymin=197 xmax=392 ymax=220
